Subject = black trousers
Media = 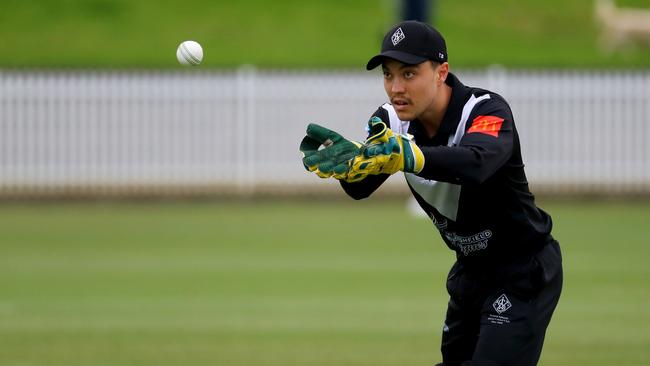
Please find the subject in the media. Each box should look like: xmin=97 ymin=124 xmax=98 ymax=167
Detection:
xmin=440 ymin=240 xmax=563 ymax=366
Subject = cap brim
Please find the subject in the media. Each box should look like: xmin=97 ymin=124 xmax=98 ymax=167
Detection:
xmin=366 ymin=50 xmax=428 ymax=70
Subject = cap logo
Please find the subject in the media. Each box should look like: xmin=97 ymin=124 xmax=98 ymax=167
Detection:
xmin=391 ymin=27 xmax=405 ymax=46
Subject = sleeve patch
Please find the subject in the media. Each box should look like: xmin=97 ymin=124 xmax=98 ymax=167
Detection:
xmin=467 ymin=115 xmax=504 ymax=138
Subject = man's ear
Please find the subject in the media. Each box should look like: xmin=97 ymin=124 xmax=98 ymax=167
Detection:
xmin=438 ymin=62 xmax=449 ymax=82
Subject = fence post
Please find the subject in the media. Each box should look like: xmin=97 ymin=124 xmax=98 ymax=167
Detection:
xmin=236 ymin=65 xmax=256 ymax=195
xmin=486 ymin=64 xmax=508 ymax=96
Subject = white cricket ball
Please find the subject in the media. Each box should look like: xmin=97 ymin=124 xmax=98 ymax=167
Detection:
xmin=176 ymin=40 xmax=203 ymax=66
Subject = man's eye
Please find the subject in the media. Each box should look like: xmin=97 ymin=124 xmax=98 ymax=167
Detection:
xmin=404 ymin=71 xmax=414 ymax=79
xmin=383 ymin=72 xmax=391 ymax=79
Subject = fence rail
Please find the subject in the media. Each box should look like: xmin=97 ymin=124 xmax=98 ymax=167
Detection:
xmin=1 ymin=68 xmax=649 ymax=197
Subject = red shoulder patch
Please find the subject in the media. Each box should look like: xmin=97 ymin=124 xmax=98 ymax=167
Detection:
xmin=467 ymin=115 xmax=504 ymax=138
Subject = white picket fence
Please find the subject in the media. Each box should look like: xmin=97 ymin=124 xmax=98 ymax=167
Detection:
xmin=0 ymin=67 xmax=649 ymax=196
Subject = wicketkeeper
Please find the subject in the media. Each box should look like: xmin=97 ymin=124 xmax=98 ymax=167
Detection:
xmin=300 ymin=21 xmax=562 ymax=366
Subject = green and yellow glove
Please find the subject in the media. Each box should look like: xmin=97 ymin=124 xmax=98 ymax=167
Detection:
xmin=299 ymin=123 xmax=368 ymax=181
xmin=351 ymin=117 xmax=425 ymax=176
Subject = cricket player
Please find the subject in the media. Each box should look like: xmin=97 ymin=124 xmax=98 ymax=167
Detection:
xmin=300 ymin=21 xmax=563 ymax=366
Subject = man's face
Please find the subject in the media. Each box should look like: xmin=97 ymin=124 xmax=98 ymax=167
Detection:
xmin=382 ymin=59 xmax=444 ymax=121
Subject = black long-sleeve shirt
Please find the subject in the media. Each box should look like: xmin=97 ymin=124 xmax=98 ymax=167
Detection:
xmin=341 ymin=73 xmax=553 ymax=266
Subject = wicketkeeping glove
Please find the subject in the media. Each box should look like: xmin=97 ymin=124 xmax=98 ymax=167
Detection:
xmin=351 ymin=117 xmax=425 ymax=175
xmin=299 ymin=123 xmax=368 ymax=181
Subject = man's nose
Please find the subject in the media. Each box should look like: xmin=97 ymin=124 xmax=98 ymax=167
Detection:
xmin=391 ymin=78 xmax=406 ymax=93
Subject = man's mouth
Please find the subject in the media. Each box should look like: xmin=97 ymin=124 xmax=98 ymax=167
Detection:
xmin=392 ymin=98 xmax=410 ymax=111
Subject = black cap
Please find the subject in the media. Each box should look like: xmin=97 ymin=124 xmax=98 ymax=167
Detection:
xmin=366 ymin=20 xmax=447 ymax=70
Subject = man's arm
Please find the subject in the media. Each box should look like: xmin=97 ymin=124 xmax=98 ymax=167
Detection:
xmin=340 ymin=174 xmax=390 ymax=200
xmin=418 ymin=98 xmax=515 ymax=185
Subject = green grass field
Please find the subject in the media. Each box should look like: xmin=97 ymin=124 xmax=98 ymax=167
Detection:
xmin=0 ymin=199 xmax=648 ymax=365
xmin=0 ymin=0 xmax=648 ymax=68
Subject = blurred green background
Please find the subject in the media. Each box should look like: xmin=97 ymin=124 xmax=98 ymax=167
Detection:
xmin=1 ymin=1 xmax=649 ymax=365
xmin=0 ymin=0 xmax=648 ymax=68
xmin=0 ymin=200 xmax=649 ymax=366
